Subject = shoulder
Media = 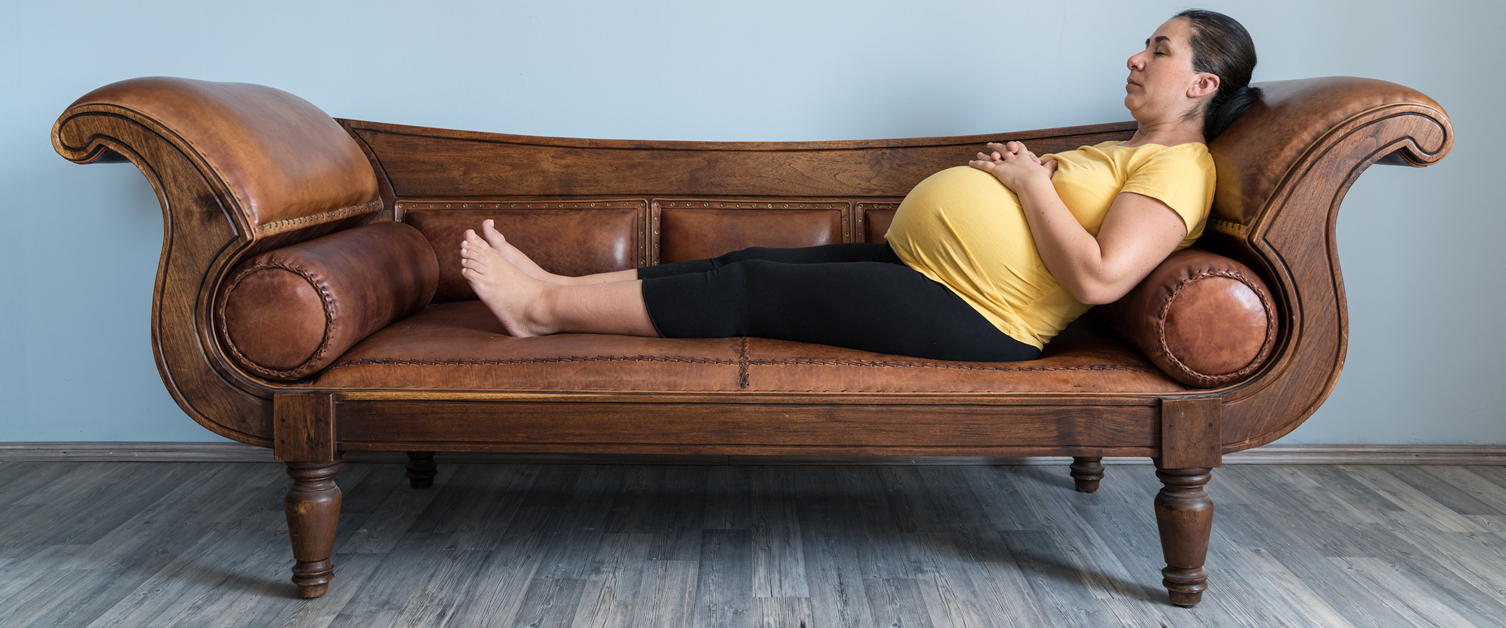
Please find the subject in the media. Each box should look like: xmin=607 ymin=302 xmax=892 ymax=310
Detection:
xmin=1130 ymin=143 xmax=1214 ymax=176
xmin=1139 ymin=142 xmax=1210 ymax=160
xmin=1065 ymin=140 xmax=1119 ymax=155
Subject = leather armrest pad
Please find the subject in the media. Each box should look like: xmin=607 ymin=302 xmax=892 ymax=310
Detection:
xmin=59 ymin=77 xmax=381 ymax=237
xmin=1092 ymin=248 xmax=1277 ymax=388
xmin=216 ymin=222 xmax=439 ymax=380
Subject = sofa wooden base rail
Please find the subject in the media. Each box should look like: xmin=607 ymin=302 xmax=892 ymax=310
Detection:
xmin=52 ymin=76 xmax=1451 ymax=606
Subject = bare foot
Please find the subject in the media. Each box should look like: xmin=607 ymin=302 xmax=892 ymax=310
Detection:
xmin=479 ymin=220 xmax=571 ymax=285
xmin=459 ymin=229 xmax=555 ymax=337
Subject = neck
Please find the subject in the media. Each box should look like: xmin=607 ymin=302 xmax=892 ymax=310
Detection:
xmin=1123 ymin=119 xmax=1205 ymax=148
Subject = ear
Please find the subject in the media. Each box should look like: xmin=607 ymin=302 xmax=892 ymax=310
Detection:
xmin=1188 ymin=73 xmax=1220 ymax=99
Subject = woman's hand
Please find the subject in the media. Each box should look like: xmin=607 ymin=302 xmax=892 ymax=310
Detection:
xmin=969 ymin=141 xmax=1057 ymax=191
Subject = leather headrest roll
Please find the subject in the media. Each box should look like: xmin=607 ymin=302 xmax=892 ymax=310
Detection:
xmin=217 ymin=222 xmax=439 ymax=380
xmin=1093 ymin=248 xmax=1277 ymax=388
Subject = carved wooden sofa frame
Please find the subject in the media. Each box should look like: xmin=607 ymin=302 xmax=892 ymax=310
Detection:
xmin=52 ymin=76 xmax=1451 ymax=606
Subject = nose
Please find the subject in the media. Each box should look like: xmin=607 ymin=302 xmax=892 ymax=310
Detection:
xmin=1127 ymin=52 xmax=1144 ymax=71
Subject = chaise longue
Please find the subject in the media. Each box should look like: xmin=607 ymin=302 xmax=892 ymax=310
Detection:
xmin=51 ymin=75 xmax=1452 ymax=606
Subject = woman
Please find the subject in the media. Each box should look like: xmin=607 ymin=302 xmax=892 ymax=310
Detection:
xmin=457 ymin=10 xmax=1260 ymax=362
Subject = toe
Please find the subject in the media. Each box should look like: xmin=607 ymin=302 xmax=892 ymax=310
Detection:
xmin=481 ymin=220 xmax=509 ymax=249
xmin=466 ymin=230 xmax=498 ymax=254
xmin=461 ymin=250 xmax=488 ymax=271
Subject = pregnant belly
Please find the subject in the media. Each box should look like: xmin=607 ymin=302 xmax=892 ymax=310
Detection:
xmin=884 ymin=167 xmax=1047 ymax=304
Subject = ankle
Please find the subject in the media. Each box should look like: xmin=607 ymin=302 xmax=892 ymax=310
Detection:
xmin=527 ymin=283 xmax=563 ymax=334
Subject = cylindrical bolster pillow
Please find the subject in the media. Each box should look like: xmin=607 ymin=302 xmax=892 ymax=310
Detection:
xmin=216 ymin=221 xmax=439 ymax=380
xmin=1092 ymin=248 xmax=1277 ymax=388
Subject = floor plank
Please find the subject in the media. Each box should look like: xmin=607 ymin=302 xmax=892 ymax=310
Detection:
xmin=567 ymin=532 xmax=652 ymax=628
xmin=693 ymin=529 xmax=753 ymax=628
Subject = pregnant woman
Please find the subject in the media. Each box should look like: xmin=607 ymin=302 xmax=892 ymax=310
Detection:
xmin=458 ymin=9 xmax=1260 ymax=362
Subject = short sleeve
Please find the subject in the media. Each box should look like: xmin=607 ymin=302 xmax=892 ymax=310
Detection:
xmin=1118 ymin=147 xmax=1216 ymax=239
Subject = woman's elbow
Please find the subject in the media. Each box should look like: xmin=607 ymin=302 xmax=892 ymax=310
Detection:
xmin=1071 ymin=280 xmax=1132 ymax=306
xmin=1075 ymin=289 xmax=1117 ymax=306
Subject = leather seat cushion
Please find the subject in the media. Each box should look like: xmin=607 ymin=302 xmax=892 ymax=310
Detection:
xmin=315 ymin=301 xmax=1187 ymax=393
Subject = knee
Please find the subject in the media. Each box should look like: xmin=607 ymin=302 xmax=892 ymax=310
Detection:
xmin=701 ymin=259 xmax=783 ymax=300
xmin=714 ymin=246 xmax=775 ymax=266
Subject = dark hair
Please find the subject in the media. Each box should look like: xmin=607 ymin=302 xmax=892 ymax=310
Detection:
xmin=1175 ymin=9 xmax=1261 ymax=142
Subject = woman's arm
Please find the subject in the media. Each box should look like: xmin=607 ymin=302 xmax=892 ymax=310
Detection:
xmin=971 ymin=142 xmax=1188 ymax=305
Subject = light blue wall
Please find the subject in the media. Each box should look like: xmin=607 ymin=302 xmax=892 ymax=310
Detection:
xmin=3 ymin=0 xmax=1500 ymax=443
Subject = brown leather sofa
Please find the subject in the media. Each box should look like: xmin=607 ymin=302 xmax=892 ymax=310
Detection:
xmin=51 ymin=76 xmax=1452 ymax=606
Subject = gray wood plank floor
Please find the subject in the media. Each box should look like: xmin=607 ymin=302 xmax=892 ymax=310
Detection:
xmin=3 ymin=461 xmax=1505 ymax=628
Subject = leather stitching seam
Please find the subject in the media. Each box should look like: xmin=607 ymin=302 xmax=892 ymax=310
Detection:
xmin=255 ymin=199 xmax=383 ymax=235
xmin=1208 ymin=216 xmax=1247 ymax=233
xmin=738 ymin=337 xmax=750 ymax=389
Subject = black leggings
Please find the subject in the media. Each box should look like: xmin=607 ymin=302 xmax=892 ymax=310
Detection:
xmin=637 ymin=243 xmax=1041 ymax=362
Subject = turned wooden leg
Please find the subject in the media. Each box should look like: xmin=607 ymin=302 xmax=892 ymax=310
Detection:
xmin=1070 ymin=456 xmax=1104 ymax=492
xmin=285 ymin=461 xmax=341 ymax=599
xmin=406 ymin=452 xmax=437 ymax=489
xmin=1154 ymin=465 xmax=1213 ymax=607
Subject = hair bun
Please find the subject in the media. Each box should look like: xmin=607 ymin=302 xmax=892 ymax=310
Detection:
xmin=1175 ymin=9 xmax=1258 ymax=141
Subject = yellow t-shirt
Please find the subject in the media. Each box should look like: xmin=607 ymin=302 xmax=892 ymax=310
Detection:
xmin=883 ymin=141 xmax=1215 ymax=350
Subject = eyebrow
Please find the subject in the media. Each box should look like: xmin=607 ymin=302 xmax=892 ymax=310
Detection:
xmin=1144 ymin=35 xmax=1171 ymax=47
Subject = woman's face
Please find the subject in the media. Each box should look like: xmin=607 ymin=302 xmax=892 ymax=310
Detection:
xmin=1124 ymin=18 xmax=1215 ymax=122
